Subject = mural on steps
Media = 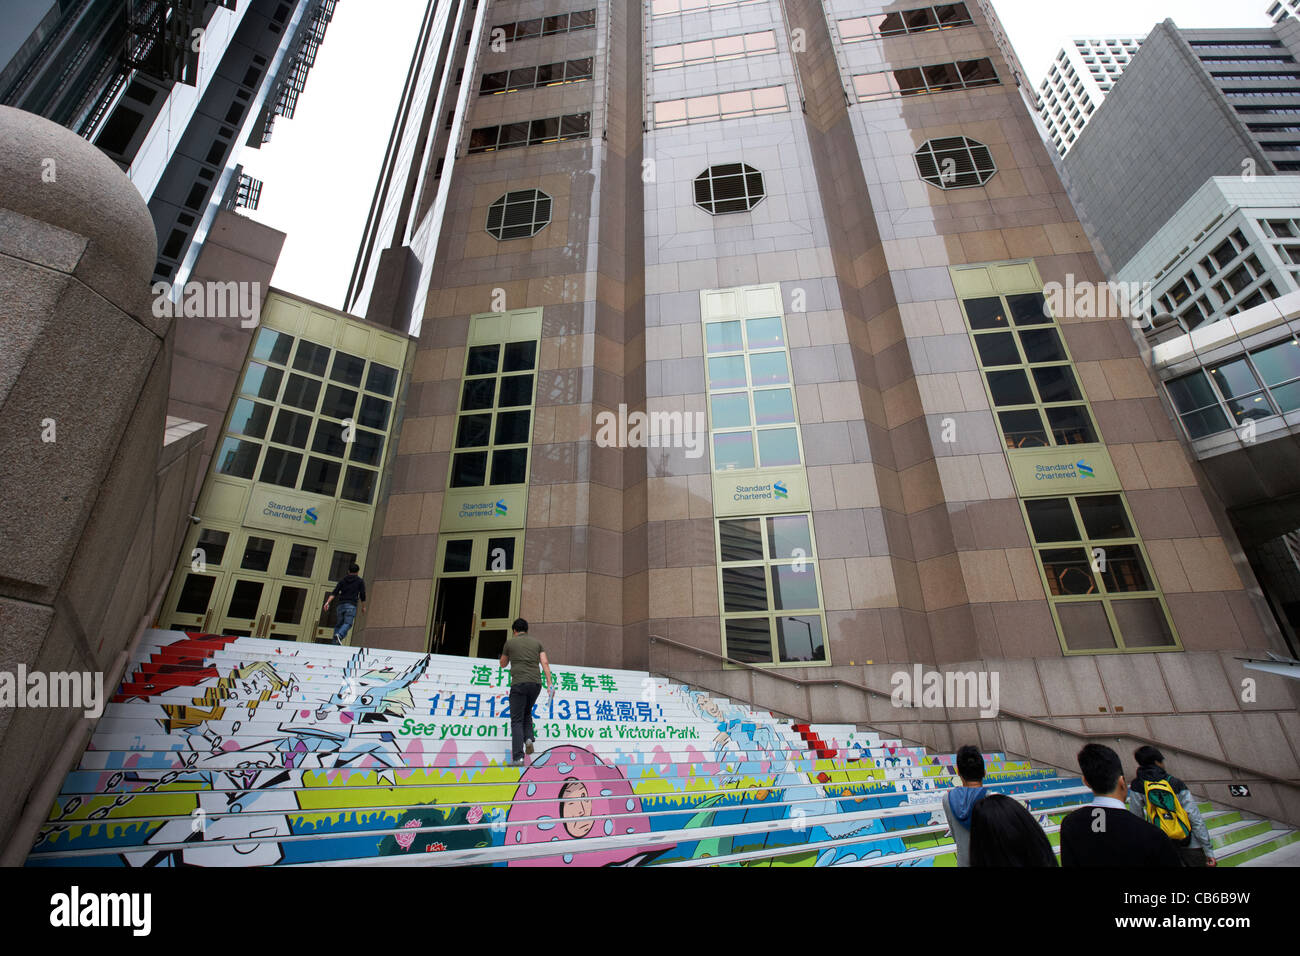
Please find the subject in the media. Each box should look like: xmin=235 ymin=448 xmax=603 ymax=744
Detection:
xmin=29 ymin=632 xmax=1066 ymax=867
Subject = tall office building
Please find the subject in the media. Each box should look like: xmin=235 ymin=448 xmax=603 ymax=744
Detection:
xmin=1270 ymin=0 xmax=1300 ymax=25
xmin=1036 ymin=37 xmax=1143 ymax=157
xmin=237 ymin=0 xmax=1298 ymax=793
xmin=0 ymin=0 xmax=337 ymax=285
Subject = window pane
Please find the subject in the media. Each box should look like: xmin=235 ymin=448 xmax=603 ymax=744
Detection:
xmin=330 ymin=352 xmax=366 ymax=388
xmin=1057 ymin=601 xmax=1117 ymax=650
xmin=451 ymin=451 xmax=488 ymax=487
xmin=723 ymin=566 xmax=768 ymax=611
xmin=229 ymin=398 xmax=270 ymax=438
xmin=1271 ymin=379 xmax=1300 ymax=413
xmin=312 ymin=420 xmax=347 ymax=457
xmin=491 ymin=447 xmax=528 ymax=485
xmin=271 ymin=409 xmax=312 ymax=448
xmin=329 ymin=551 xmax=358 ymax=580
xmin=467 ymin=345 xmax=499 ymax=375
xmin=495 ymin=410 xmax=531 ymax=445
xmin=1224 ymin=391 xmax=1273 ymax=423
xmin=1098 ymin=544 xmax=1151 ymax=592
xmin=1076 ymin=495 xmax=1132 ymax=539
xmin=196 ymin=529 xmax=229 ymax=567
xmin=226 ymin=580 xmax=264 ymax=619
xmin=772 ymin=563 xmax=818 ymax=610
xmin=457 ymin=413 xmax=492 ymax=448
xmin=486 ymin=538 xmax=516 ymax=571
xmin=319 ymin=385 xmax=358 ymax=422
xmin=1046 ymin=405 xmax=1097 ymax=444
xmin=725 ymin=618 xmax=773 ymax=663
xmin=240 ymin=536 xmax=275 ymax=572
xmin=349 ymin=430 xmax=385 ymax=466
xmin=260 ymin=448 xmax=302 ymax=488
xmin=999 ymin=409 xmax=1049 ymax=448
xmin=1019 ymin=328 xmax=1067 ymax=364
xmin=462 ymin=378 xmax=496 ymax=410
xmin=176 ymin=574 xmax=216 ymax=615
xmin=767 ymin=515 xmax=812 ymax=559
xmin=282 ymin=374 xmax=321 ymax=412
xmin=746 ymin=316 xmax=785 ymax=349
xmin=366 ymin=363 xmax=398 ymax=396
xmin=777 ymin=616 xmax=825 ymax=663
xmin=498 ymin=374 xmax=534 ymax=408
xmin=975 ymin=331 xmax=1020 ymax=367
xmin=712 ymin=392 xmax=751 ymax=429
xmin=301 ymin=457 xmax=340 ymax=496
xmin=1181 ymin=407 xmax=1232 ymax=438
xmin=1025 ymin=499 xmax=1079 ymax=543
xmin=986 ymin=369 xmax=1035 ymax=406
xmin=241 ymin=363 xmax=283 ymax=400
xmin=1211 ymin=358 xmax=1263 ymax=399
xmin=757 ymin=427 xmax=801 ymax=466
xmin=1008 ymin=292 xmax=1052 ymax=325
xmin=749 ymin=352 xmax=790 ymax=387
xmin=286 ymin=544 xmax=317 ymax=578
xmin=215 ymin=437 xmax=259 ymax=478
xmin=720 ymin=518 xmax=763 ymax=562
xmin=253 ymin=328 xmax=292 ymax=365
xmin=293 ymin=341 xmax=330 ymax=376
xmin=708 ymin=355 xmax=748 ymax=390
xmin=1252 ymin=339 xmax=1300 ymax=386
xmin=1166 ymin=372 xmax=1217 ymax=413
xmin=504 ymin=341 xmax=538 ymax=371
xmin=706 ymin=321 xmax=743 ymax=354
xmin=753 ymin=388 xmax=795 ymax=425
xmin=341 ymin=467 xmax=376 ymax=504
xmin=444 ymin=539 xmax=472 ymax=572
xmin=273 ymin=586 xmax=309 ymax=625
xmin=714 ymin=431 xmax=756 ymax=470
xmin=964 ymin=297 xmax=1008 ymax=329
xmin=1111 ymin=598 xmax=1175 ymax=647
xmin=1032 ymin=365 xmax=1083 ymax=403
xmin=359 ymin=395 xmax=391 ymax=430
xmin=1042 ymin=548 xmax=1098 ymax=596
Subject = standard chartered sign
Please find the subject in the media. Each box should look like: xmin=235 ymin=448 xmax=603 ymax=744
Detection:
xmin=243 ymin=484 xmax=333 ymax=539
xmin=1009 ymin=446 xmax=1121 ymax=497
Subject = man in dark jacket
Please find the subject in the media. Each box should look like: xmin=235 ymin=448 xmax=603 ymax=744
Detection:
xmin=1060 ymin=744 xmax=1181 ymax=867
xmin=323 ymin=563 xmax=367 ymax=644
xmin=1128 ymin=745 xmax=1216 ymax=867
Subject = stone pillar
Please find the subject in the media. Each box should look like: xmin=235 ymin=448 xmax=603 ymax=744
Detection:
xmin=0 ymin=106 xmax=166 ymax=854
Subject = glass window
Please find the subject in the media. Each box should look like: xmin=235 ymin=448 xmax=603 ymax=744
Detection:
xmin=497 ymin=374 xmax=534 ymax=408
xmin=753 ymin=389 xmax=795 ymax=425
xmin=749 ymin=352 xmax=789 ymax=386
xmin=766 ymin=515 xmax=812 ymax=560
xmin=451 ymin=451 xmax=488 ymax=488
xmin=1042 ymin=548 xmax=1097 ymax=596
xmin=359 ymin=395 xmax=391 ymax=430
xmin=321 ymin=384 xmax=358 ymax=420
xmin=462 ymin=378 xmax=496 ymax=410
xmin=260 ymin=448 xmax=302 ymax=488
xmin=215 ymin=437 xmax=259 ymax=479
xmin=1253 ymin=338 xmax=1300 ymax=386
xmin=723 ymin=566 xmax=768 ymax=611
xmin=999 ymin=409 xmax=1050 ymax=448
xmin=241 ymin=363 xmax=283 ymax=401
xmin=1056 ymin=602 xmax=1117 ymax=650
xmin=725 ymin=618 xmax=774 ymax=663
xmin=349 ymin=430 xmax=385 ymax=466
xmin=341 ymin=466 xmax=376 ymax=504
xmin=282 ymin=374 xmax=321 ymax=412
xmin=706 ymin=321 xmax=743 ymax=354
xmin=1025 ymin=498 xmax=1079 ymax=542
xmin=714 ymin=432 xmax=756 ymax=470
xmin=491 ymin=447 xmax=528 ymax=485
xmin=746 ymin=316 xmax=784 ymax=350
xmin=494 ymin=410 xmax=531 ymax=445
xmin=329 ymin=551 xmax=358 ymax=580
xmin=1019 ymin=328 xmax=1067 ymax=364
xmin=712 ymin=393 xmax=751 ymax=429
xmin=776 ymin=617 xmax=825 ymax=663
xmin=312 ymin=420 xmax=347 ymax=458
xmin=1076 ymin=495 xmax=1132 ymax=539
xmin=301 ymin=457 xmax=340 ymax=496
xmin=240 ymin=536 xmax=276 ymax=572
xmin=1008 ymin=292 xmax=1052 ymax=325
xmin=1045 ymin=405 xmax=1097 ymax=444
xmin=175 ymin=574 xmax=216 ymax=615
xmin=964 ymin=297 xmax=1008 ymax=329
xmin=987 ymin=369 xmax=1035 ymax=406
xmin=252 ymin=328 xmax=292 ymax=365
xmin=975 ymin=332 xmax=1020 ymax=366
xmin=443 ymin=540 xmax=473 ymax=573
xmin=719 ymin=518 xmax=763 ymax=562
xmin=195 ymin=529 xmax=229 ymax=567
xmin=229 ymin=398 xmax=270 ymax=439
xmin=457 ymin=413 xmax=492 ymax=448
xmin=708 ymin=355 xmax=748 ymax=390
xmin=757 ymin=428 xmax=800 ymax=466
xmin=286 ymin=544 xmax=317 ymax=578
xmin=771 ymin=563 xmax=819 ymax=610
xmin=504 ymin=341 xmax=538 ymax=372
xmin=366 ymin=363 xmax=398 ymax=396
xmin=330 ymin=352 xmax=366 ymax=388
xmin=293 ymin=340 xmax=330 ymax=376
xmin=486 ymin=537 xmax=516 ymax=571
xmin=467 ymin=345 xmax=499 ymax=375
xmin=271 ymin=409 xmax=312 ymax=448
xmin=1032 ymin=365 xmax=1083 ymax=403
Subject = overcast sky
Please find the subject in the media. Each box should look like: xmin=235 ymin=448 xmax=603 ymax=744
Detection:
xmin=238 ymin=0 xmax=1276 ymax=310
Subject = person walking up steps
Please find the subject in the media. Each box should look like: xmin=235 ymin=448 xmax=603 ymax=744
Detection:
xmin=323 ymin=563 xmax=366 ymax=645
xmin=500 ymin=618 xmax=553 ymax=767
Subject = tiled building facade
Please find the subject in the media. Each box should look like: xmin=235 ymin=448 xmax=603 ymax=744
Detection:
xmin=343 ymin=1 xmax=1300 ymax=820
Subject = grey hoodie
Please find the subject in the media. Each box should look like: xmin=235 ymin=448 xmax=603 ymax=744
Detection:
xmin=943 ymin=786 xmax=988 ymax=866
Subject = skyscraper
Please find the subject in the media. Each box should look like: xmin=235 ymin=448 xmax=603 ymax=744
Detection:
xmin=1037 ymin=36 xmax=1144 ymax=157
xmin=1 ymin=0 xmax=338 ymax=285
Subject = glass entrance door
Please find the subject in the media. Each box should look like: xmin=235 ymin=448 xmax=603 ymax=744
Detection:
xmin=430 ymin=532 xmax=522 ymax=657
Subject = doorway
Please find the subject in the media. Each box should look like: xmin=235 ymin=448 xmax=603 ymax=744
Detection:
xmin=429 ymin=532 xmax=522 ymax=657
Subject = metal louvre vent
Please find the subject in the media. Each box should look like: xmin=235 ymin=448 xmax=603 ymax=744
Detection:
xmin=914 ymin=136 xmax=997 ymax=189
xmin=487 ymin=189 xmax=553 ymax=240
xmin=694 ymin=163 xmax=765 ymax=215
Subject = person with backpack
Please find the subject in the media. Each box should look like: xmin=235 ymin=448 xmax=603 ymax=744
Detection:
xmin=1127 ymin=745 xmax=1216 ymax=867
xmin=941 ymin=745 xmax=990 ymax=866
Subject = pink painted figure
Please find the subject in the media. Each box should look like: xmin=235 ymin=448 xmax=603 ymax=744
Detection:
xmin=504 ymin=746 xmax=666 ymax=866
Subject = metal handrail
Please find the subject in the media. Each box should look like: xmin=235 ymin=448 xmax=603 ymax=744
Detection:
xmin=648 ymin=635 xmax=1300 ymax=793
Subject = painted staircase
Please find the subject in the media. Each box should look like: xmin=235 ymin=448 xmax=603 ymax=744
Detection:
xmin=24 ymin=631 xmax=1299 ymax=867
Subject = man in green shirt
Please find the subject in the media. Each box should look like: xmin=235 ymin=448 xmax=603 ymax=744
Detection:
xmin=500 ymin=618 xmax=553 ymax=766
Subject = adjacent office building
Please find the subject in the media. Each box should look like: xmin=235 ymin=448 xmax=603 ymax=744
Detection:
xmin=1037 ymin=36 xmax=1144 ymax=158
xmin=0 ymin=0 xmax=337 ymax=285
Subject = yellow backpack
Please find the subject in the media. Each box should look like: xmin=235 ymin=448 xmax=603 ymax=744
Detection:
xmin=1141 ymin=778 xmax=1191 ymax=844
